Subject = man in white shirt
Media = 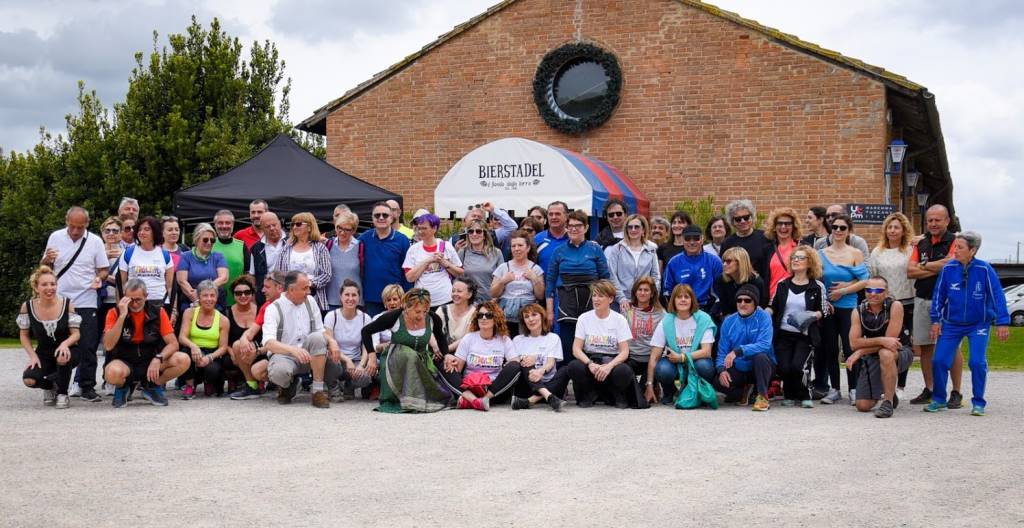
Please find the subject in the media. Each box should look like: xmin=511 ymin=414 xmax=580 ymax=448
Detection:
xmin=263 ymin=271 xmax=341 ymax=408
xmin=40 ymin=206 xmax=109 ymax=402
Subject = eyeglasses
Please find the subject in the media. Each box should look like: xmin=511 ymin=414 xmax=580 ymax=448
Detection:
xmin=736 ymin=297 xmax=755 ymax=305
xmin=683 ymin=235 xmax=701 ymax=242
xmin=733 ymin=214 xmax=752 ymax=223
xmin=566 ymin=223 xmax=585 ymax=230
xmin=476 ymin=312 xmax=494 ymax=320
xmin=775 ymin=221 xmax=793 ymax=227
xmin=607 ymin=211 xmax=624 ymax=218
xmin=373 ymin=213 xmax=391 ymax=220
xmin=102 ymin=228 xmax=121 ymax=235
xmin=626 ymin=224 xmax=644 ymax=230
xmin=831 ymin=224 xmax=849 ymax=232
xmin=335 ymin=226 xmax=354 ymax=233
xmin=864 ymin=287 xmax=886 ymax=294
xmin=233 ymin=289 xmax=253 ymax=296
xmin=791 ymin=254 xmax=808 ymax=262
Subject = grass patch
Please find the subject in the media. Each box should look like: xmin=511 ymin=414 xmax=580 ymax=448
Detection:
xmin=987 ymin=327 xmax=1024 ymax=370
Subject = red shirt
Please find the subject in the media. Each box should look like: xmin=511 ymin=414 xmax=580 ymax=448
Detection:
xmin=233 ymin=226 xmax=262 ymax=250
xmin=254 ymin=302 xmax=270 ymax=326
xmin=105 ymin=309 xmax=174 ymax=344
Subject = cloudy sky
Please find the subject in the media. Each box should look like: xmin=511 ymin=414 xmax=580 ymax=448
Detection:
xmin=1 ymin=0 xmax=1020 ymax=260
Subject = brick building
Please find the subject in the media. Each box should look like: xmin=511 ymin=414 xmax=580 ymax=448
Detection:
xmin=298 ymin=0 xmax=953 ymax=237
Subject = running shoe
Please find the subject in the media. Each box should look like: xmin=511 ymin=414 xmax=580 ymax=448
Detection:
xmin=471 ymin=397 xmax=490 ymax=411
xmin=801 ymin=400 xmax=814 ymax=408
xmin=181 ymin=385 xmax=195 ymax=400
xmin=69 ymin=382 xmax=82 ymax=398
xmin=511 ymin=396 xmax=531 ymax=410
xmin=874 ymin=400 xmax=894 ymax=418
xmin=767 ymin=380 xmax=783 ymax=401
xmin=781 ymin=399 xmax=797 ymax=407
xmin=112 ymin=386 xmax=128 ymax=408
xmin=970 ymin=405 xmax=985 ymax=416
xmin=43 ymin=389 xmax=57 ymax=406
xmin=947 ymin=390 xmax=963 ymax=409
xmin=613 ymin=393 xmax=629 ymax=409
xmin=457 ymin=396 xmax=473 ymax=410
xmin=752 ymin=395 xmax=770 ymax=411
xmin=328 ymin=385 xmax=345 ymax=403
xmin=909 ymin=387 xmax=932 ymax=404
xmin=229 ymin=384 xmax=262 ymax=400
xmin=547 ymin=395 xmax=567 ymax=412
xmin=923 ymin=401 xmax=947 ymax=413
xmin=895 ymin=387 xmax=905 ymax=403
xmin=80 ymin=388 xmax=103 ymax=402
xmin=849 ymin=389 xmax=857 ymax=405
xmin=55 ymin=394 xmax=70 ymax=409
xmin=141 ymin=385 xmax=169 ymax=406
xmin=820 ymin=388 xmax=841 ymax=405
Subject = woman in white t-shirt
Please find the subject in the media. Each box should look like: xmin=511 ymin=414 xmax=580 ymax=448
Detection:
xmin=324 ymin=279 xmax=373 ymax=398
xmin=118 ymin=216 xmax=173 ymax=307
xmin=403 ymin=213 xmax=463 ymax=307
xmin=509 ymin=303 xmax=567 ymax=411
xmin=645 ymin=283 xmax=717 ymax=405
xmin=441 ymin=300 xmax=520 ymax=411
xmin=490 ymin=230 xmax=544 ymax=336
xmin=567 ymin=279 xmax=638 ymax=409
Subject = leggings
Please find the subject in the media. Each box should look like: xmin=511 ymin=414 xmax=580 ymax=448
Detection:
xmin=24 ymin=346 xmax=80 ymax=395
xmin=442 ymin=361 xmax=524 ymax=401
xmin=567 ymin=359 xmax=635 ymax=404
xmin=182 ymin=348 xmax=239 ymax=394
xmin=815 ymin=308 xmax=857 ymax=392
xmin=774 ymin=330 xmax=813 ymax=400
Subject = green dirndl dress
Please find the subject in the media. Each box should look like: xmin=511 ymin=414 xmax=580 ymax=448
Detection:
xmin=375 ymin=314 xmax=453 ymax=413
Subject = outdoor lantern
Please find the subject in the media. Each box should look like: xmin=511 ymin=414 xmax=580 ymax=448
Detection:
xmin=905 ymin=170 xmax=921 ymax=189
xmin=916 ymin=191 xmax=930 ymax=208
xmin=889 ymin=139 xmax=908 ymax=165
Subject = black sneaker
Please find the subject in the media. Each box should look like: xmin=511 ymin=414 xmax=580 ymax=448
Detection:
xmin=874 ymin=399 xmax=894 ymax=418
xmin=909 ymin=387 xmax=932 ymax=405
xmin=892 ymin=391 xmax=899 ymax=409
xmin=80 ymin=388 xmax=103 ymax=402
xmin=577 ymin=392 xmax=597 ymax=408
xmin=511 ymin=396 xmax=531 ymax=410
xmin=947 ymin=390 xmax=963 ymax=409
xmin=547 ymin=395 xmax=567 ymax=412
xmin=613 ymin=393 xmax=629 ymax=409
xmin=229 ymin=384 xmax=262 ymax=400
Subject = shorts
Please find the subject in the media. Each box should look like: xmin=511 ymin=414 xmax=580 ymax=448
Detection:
xmin=913 ymin=298 xmax=934 ymax=346
xmin=856 ymin=346 xmax=913 ymax=401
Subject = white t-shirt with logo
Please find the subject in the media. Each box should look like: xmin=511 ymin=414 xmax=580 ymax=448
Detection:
xmin=492 ymin=261 xmax=544 ymax=300
xmin=512 ymin=332 xmax=563 ymax=382
xmin=44 ymin=229 xmax=108 ymax=309
xmin=454 ymin=331 xmax=517 ymax=381
xmin=324 ymin=309 xmax=370 ymax=362
xmin=403 ymin=241 xmax=462 ymax=306
xmin=574 ymin=309 xmax=633 ymax=357
xmin=118 ymin=245 xmax=170 ymax=301
xmin=650 ymin=316 xmax=714 ymax=353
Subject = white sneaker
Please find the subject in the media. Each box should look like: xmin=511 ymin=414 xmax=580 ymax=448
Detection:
xmin=69 ymin=382 xmax=82 ymax=398
xmin=896 ymin=387 xmax=905 ymax=402
xmin=820 ymin=388 xmax=840 ymax=405
xmin=849 ymin=389 xmax=856 ymax=405
xmin=55 ymin=394 xmax=70 ymax=409
xmin=43 ymin=389 xmax=57 ymax=406
xmin=103 ymin=382 xmax=114 ymax=396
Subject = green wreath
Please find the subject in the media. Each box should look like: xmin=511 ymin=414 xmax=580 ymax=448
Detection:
xmin=532 ymin=43 xmax=622 ymax=134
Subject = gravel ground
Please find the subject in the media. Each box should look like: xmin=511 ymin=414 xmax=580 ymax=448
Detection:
xmin=0 ymin=349 xmax=1021 ymax=527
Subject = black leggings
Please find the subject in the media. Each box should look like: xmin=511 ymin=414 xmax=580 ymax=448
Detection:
xmin=566 ymin=359 xmax=634 ymax=403
xmin=183 ymin=348 xmax=238 ymax=394
xmin=24 ymin=346 xmax=80 ymax=395
xmin=815 ymin=308 xmax=858 ymax=392
xmin=774 ymin=330 xmax=813 ymax=400
xmin=442 ymin=361 xmax=524 ymax=401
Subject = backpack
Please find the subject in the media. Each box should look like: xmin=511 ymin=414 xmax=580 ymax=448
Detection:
xmin=115 ymin=245 xmax=172 ymax=299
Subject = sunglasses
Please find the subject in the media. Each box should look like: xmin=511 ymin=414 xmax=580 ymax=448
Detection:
xmin=733 ymin=214 xmax=751 ymax=223
xmin=736 ymin=297 xmax=755 ymax=305
xmin=373 ymin=213 xmax=391 ymax=220
xmin=522 ymin=227 xmax=535 ymax=233
xmin=467 ymin=229 xmax=485 ymax=235
xmin=161 ymin=215 xmax=178 ymax=222
xmin=865 ymin=287 xmax=886 ymax=294
xmin=683 ymin=235 xmax=701 ymax=242
xmin=723 ymin=258 xmax=735 ymax=264
xmin=199 ymin=237 xmax=215 ymax=243
xmin=831 ymin=224 xmax=849 ymax=232
xmin=122 ymin=225 xmax=135 ymax=232
xmin=791 ymin=254 xmax=808 ymax=262
xmin=826 ymin=213 xmax=840 ymax=218
xmin=292 ymin=221 xmax=308 ymax=227
xmin=626 ymin=224 xmax=644 ymax=230
xmin=476 ymin=312 xmax=494 ymax=320
xmin=233 ymin=289 xmax=253 ymax=296
xmin=775 ymin=221 xmax=793 ymax=227
xmin=607 ymin=211 xmax=624 ymax=218
xmin=102 ymin=228 xmax=121 ymax=235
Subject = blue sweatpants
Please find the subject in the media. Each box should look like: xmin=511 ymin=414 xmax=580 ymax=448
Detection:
xmin=932 ymin=322 xmax=990 ymax=408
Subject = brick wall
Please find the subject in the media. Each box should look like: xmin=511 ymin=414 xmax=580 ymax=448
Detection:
xmin=324 ymin=0 xmax=888 ymax=237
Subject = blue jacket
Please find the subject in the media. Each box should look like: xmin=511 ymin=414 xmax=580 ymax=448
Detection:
xmin=930 ymin=258 xmax=1009 ymax=327
xmin=663 ymin=250 xmax=722 ymax=306
xmin=358 ymin=228 xmax=412 ymax=302
xmin=544 ymin=239 xmax=610 ymax=298
xmin=535 ymin=229 xmax=569 ymax=274
xmin=716 ymin=308 xmax=775 ymax=372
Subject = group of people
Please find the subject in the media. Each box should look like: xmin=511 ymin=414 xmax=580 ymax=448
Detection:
xmin=20 ymin=195 xmax=1010 ymax=417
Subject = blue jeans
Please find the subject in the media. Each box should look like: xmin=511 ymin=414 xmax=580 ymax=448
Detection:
xmin=654 ymin=356 xmax=715 ymax=400
xmin=933 ymin=322 xmax=990 ymax=407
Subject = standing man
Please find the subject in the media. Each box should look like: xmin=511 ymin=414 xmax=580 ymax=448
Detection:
xmin=263 ymin=271 xmax=341 ymax=408
xmin=234 ymin=199 xmax=268 ymax=249
xmin=662 ymin=225 xmax=723 ymax=307
xmin=250 ymin=212 xmax=284 ymax=305
xmin=594 ymin=199 xmax=628 ymax=249
xmin=720 ymin=199 xmax=773 ymax=281
xmin=41 ymin=206 xmax=109 ymax=402
xmin=906 ymin=205 xmax=963 ymax=407
xmin=814 ymin=204 xmax=869 ymax=258
xmin=535 ymin=201 xmax=570 ymax=273
xmin=117 ymin=197 xmax=140 ymax=223
xmin=359 ymin=202 xmax=412 ymax=316
xmin=925 ymin=231 xmax=1010 ymax=416
xmin=212 ymin=209 xmax=252 ymax=306
xmin=385 ymin=199 xmax=415 ymax=239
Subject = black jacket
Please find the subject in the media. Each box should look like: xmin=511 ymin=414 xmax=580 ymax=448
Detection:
xmin=769 ymin=277 xmax=829 ymax=346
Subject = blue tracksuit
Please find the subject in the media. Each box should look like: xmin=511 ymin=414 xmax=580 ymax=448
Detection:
xmin=544 ymin=240 xmax=610 ymax=299
xmin=663 ymin=250 xmax=723 ymax=307
xmin=716 ymin=308 xmax=775 ymax=373
xmin=929 ymin=257 xmax=1009 ymax=407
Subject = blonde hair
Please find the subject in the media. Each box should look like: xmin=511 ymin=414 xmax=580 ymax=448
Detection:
xmin=721 ymin=247 xmax=757 ymax=283
xmin=589 ymin=279 xmax=617 ymax=299
xmin=624 ymin=214 xmax=650 ymax=244
xmin=465 ymin=219 xmax=495 ymax=253
xmin=876 ymin=212 xmax=914 ymax=251
xmin=791 ymin=245 xmax=823 ymax=280
xmin=289 ymin=212 xmax=323 ymax=244
xmin=381 ymin=284 xmax=405 ymax=303
xmin=29 ymin=265 xmax=56 ymax=293
xmin=765 ymin=207 xmax=803 ymax=242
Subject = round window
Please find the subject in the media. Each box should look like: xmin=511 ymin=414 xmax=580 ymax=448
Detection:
xmin=533 ymin=43 xmax=622 ymax=134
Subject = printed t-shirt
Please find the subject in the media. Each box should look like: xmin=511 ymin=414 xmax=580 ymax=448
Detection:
xmin=454 ymin=331 xmax=517 ymax=381
xmin=512 ymin=333 xmax=563 ymax=382
xmin=403 ymin=241 xmax=462 ymax=306
xmin=650 ymin=316 xmax=714 ymax=351
xmin=119 ymin=246 xmax=170 ymax=300
xmin=574 ymin=310 xmax=633 ymax=357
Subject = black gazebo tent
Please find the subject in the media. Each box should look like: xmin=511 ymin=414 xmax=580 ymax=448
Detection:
xmin=173 ymin=133 xmax=401 ymax=229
